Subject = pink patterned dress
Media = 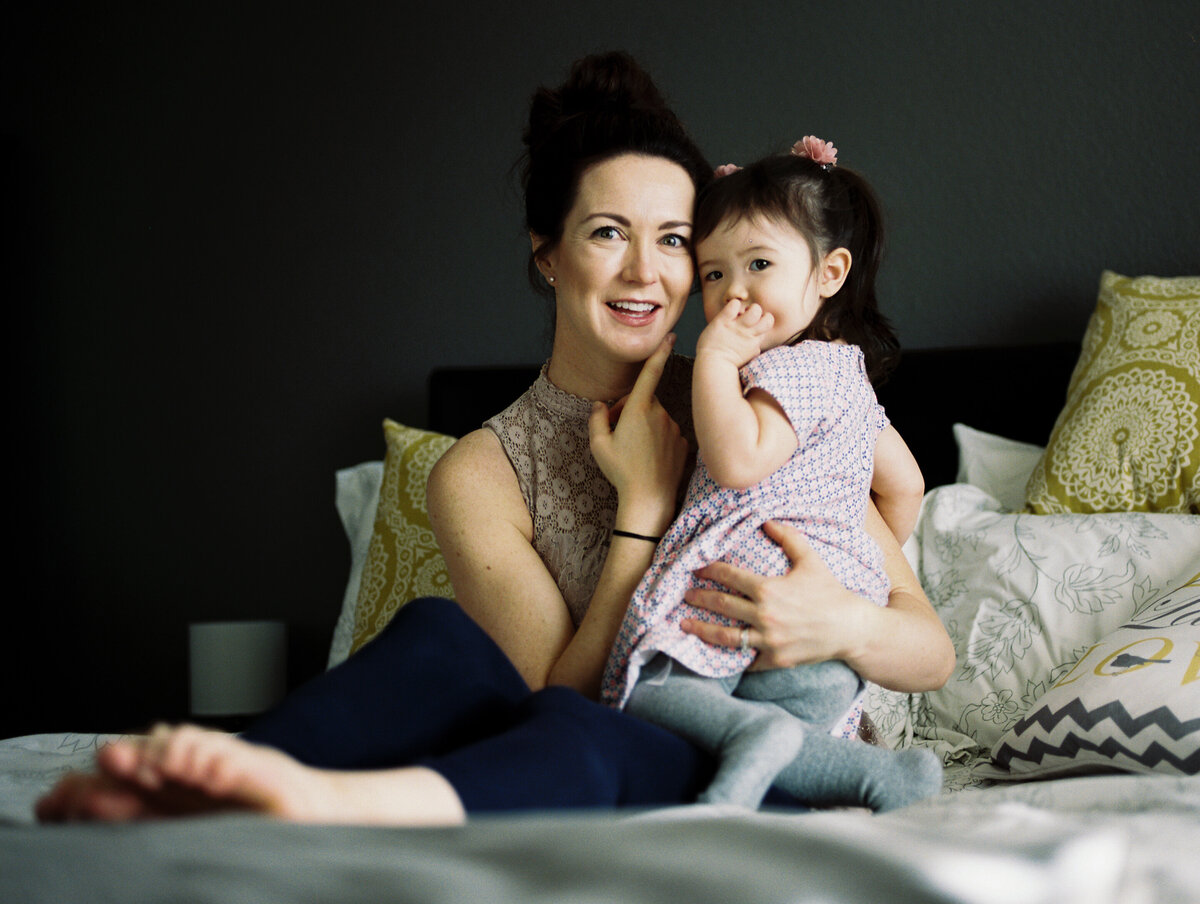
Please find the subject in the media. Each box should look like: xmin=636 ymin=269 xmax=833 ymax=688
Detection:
xmin=601 ymin=341 xmax=890 ymax=709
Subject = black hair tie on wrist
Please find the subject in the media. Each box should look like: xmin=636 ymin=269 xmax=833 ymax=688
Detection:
xmin=611 ymin=529 xmax=662 ymax=544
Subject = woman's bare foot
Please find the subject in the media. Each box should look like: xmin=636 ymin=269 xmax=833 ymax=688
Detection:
xmin=37 ymin=724 xmax=466 ymax=826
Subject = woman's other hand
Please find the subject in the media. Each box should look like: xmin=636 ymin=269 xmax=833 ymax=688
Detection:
xmin=589 ymin=334 xmax=689 ymax=536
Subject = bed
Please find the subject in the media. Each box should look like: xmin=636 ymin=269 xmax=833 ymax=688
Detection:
xmin=3 ymin=271 xmax=1198 ymax=903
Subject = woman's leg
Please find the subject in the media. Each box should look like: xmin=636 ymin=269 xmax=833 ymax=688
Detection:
xmin=427 ymin=685 xmax=716 ymax=812
xmin=37 ymin=725 xmax=468 ymax=826
xmin=38 ymin=684 xmax=715 ymax=823
xmin=241 ymin=597 xmax=531 ymax=768
xmin=37 ymin=597 xmax=529 ymax=824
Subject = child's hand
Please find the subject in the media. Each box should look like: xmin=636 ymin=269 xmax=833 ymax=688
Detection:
xmin=696 ymin=298 xmax=774 ymax=369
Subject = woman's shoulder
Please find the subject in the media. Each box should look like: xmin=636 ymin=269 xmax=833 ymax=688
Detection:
xmin=427 ymin=427 xmax=530 ymax=535
xmin=428 ymin=429 xmax=512 ymax=502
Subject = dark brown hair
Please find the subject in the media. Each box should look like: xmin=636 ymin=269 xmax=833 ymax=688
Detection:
xmin=520 ymin=51 xmax=712 ymax=296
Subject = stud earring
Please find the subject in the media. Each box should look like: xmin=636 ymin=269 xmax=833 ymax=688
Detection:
xmin=548 ymin=276 xmax=555 ymax=284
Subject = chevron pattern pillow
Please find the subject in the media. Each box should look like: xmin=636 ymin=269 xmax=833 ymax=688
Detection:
xmin=990 ymin=566 xmax=1200 ymax=778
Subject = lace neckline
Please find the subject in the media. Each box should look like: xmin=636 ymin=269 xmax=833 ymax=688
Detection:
xmin=533 ymin=362 xmax=614 ymax=420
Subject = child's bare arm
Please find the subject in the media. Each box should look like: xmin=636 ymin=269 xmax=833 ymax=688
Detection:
xmin=870 ymin=425 xmax=924 ymax=544
xmin=693 ymin=300 xmax=798 ymax=490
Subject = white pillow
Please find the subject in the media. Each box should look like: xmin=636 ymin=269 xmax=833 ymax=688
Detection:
xmin=952 ymin=423 xmax=1045 ymax=511
xmin=905 ymin=483 xmax=1200 ymax=765
xmin=327 ymin=460 xmax=384 ymax=669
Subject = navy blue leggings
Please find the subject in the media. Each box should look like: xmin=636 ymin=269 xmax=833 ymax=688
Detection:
xmin=241 ymin=598 xmax=717 ymax=812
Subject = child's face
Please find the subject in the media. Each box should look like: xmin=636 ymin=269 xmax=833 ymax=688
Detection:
xmin=695 ymin=215 xmax=826 ymax=350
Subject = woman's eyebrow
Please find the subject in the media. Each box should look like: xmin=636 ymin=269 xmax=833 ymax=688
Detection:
xmin=581 ymin=214 xmax=692 ymax=230
xmin=582 ymin=213 xmax=630 ymax=226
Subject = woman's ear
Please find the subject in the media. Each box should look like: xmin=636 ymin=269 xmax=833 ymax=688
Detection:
xmin=530 ymin=231 xmax=556 ymax=284
xmin=818 ymin=248 xmax=852 ymax=298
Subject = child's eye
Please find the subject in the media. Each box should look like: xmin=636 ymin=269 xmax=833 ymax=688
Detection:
xmin=702 ymin=269 xmax=724 ymax=282
xmin=749 ymin=259 xmax=771 ymax=271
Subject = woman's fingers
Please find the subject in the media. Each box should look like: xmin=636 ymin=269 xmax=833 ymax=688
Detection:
xmin=588 ymin=399 xmax=616 ymax=459
xmin=691 ymin=559 xmax=762 ymax=603
xmin=678 ymin=615 xmax=750 ymax=650
xmin=761 ymin=518 xmax=816 ymax=564
xmin=625 ymin=333 xmax=675 ymax=408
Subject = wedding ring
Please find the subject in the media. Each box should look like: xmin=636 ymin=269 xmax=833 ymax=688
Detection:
xmin=739 ymin=628 xmax=751 ymax=652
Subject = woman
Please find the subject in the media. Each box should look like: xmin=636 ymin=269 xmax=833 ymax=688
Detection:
xmin=36 ymin=51 xmax=953 ymax=826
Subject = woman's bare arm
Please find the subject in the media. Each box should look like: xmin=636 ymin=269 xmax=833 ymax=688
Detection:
xmin=427 ymin=337 xmax=688 ymax=698
xmin=427 ymin=431 xmax=577 ymax=689
xmin=691 ymin=300 xmax=797 ymax=490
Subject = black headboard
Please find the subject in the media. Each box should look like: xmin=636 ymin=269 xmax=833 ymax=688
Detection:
xmin=428 ymin=342 xmax=1080 ymax=490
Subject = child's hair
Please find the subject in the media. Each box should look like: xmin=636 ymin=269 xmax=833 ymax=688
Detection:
xmin=694 ymin=153 xmax=899 ymax=385
xmin=519 ymin=51 xmax=712 ymax=298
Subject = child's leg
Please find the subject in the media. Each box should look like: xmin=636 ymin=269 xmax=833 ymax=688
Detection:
xmin=625 ymin=655 xmax=806 ymax=808
xmin=735 ymin=660 xmax=863 ymax=727
xmin=736 ymin=663 xmax=942 ymax=812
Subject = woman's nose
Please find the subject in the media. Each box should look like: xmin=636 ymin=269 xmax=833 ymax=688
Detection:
xmin=623 ymin=242 xmax=657 ymax=284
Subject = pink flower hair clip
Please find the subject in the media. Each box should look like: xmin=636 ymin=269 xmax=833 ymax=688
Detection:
xmin=791 ymin=135 xmax=838 ymax=170
xmin=714 ymin=163 xmax=742 ymax=178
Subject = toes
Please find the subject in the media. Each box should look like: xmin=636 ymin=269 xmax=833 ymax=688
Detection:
xmin=97 ymin=737 xmax=156 ymax=787
xmin=35 ymin=771 xmax=151 ymax=823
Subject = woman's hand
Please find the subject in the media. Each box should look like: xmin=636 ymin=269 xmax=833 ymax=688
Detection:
xmin=680 ymin=520 xmax=866 ymax=670
xmin=680 ymin=513 xmax=955 ymax=692
xmin=589 ymin=334 xmax=689 ymax=536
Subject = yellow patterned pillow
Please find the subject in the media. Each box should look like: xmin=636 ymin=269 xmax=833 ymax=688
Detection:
xmin=1025 ymin=271 xmax=1200 ymax=514
xmin=350 ymin=420 xmax=456 ymax=654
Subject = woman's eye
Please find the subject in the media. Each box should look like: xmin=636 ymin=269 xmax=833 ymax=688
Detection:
xmin=661 ymin=233 xmax=690 ymax=249
xmin=594 ymin=225 xmax=621 ymax=240
xmin=749 ymin=259 xmax=771 ymax=271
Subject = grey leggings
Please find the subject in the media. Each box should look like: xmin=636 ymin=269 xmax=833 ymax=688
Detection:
xmin=626 ymin=654 xmax=942 ymax=810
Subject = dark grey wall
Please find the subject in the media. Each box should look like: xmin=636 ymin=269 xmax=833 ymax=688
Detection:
xmin=5 ymin=2 xmax=1198 ymax=735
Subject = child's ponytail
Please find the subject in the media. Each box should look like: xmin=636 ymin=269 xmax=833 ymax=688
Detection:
xmin=809 ymin=165 xmax=898 ymax=386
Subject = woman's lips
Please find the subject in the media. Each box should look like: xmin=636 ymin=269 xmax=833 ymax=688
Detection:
xmin=607 ymin=300 xmax=660 ymax=323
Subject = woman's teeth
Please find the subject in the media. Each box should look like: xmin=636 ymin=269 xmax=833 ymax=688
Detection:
xmin=609 ymin=301 xmax=656 ymax=314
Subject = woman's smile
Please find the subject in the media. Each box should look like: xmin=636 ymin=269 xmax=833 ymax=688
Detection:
xmin=607 ymin=299 xmax=662 ymax=324
xmin=539 ymin=153 xmax=696 ymax=390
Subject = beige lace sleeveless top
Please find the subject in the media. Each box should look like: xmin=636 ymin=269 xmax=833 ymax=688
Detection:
xmin=484 ymin=355 xmax=693 ymax=626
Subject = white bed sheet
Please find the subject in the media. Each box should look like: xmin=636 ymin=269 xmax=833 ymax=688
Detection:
xmin=3 ymin=733 xmax=1199 ymax=903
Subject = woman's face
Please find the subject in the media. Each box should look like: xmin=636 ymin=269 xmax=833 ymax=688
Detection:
xmin=538 ymin=154 xmax=696 ymax=368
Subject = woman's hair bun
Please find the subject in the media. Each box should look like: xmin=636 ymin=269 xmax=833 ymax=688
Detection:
xmin=524 ymin=51 xmax=669 ymax=156
xmin=559 ymin=51 xmax=668 ymax=116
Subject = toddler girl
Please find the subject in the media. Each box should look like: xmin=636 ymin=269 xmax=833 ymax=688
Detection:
xmin=601 ymin=138 xmax=942 ymax=810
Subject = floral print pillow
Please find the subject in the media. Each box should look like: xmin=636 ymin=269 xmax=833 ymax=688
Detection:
xmin=893 ymin=484 xmax=1200 ymax=765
